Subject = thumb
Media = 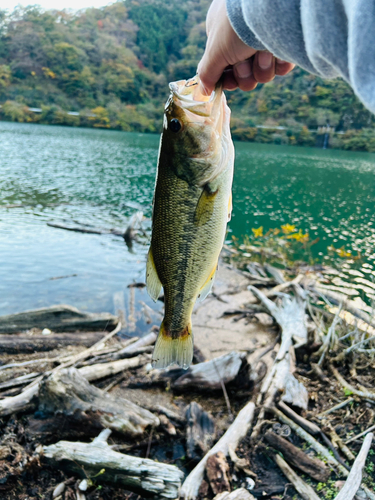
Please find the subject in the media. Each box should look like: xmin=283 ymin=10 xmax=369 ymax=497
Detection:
xmin=197 ymin=47 xmax=229 ymax=95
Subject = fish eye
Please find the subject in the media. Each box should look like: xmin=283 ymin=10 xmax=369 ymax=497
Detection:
xmin=169 ymin=118 xmax=182 ymax=133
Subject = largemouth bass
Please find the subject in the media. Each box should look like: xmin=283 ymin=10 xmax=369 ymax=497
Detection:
xmin=146 ymin=75 xmax=234 ymax=369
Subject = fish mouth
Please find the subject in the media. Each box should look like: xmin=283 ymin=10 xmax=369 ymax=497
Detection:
xmin=168 ymin=75 xmax=223 ymax=118
xmin=168 ymin=75 xmax=227 ymax=139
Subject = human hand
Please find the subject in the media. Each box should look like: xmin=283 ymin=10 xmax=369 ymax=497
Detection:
xmin=197 ymin=0 xmax=295 ymax=94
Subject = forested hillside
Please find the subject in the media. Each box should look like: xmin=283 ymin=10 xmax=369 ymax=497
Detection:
xmin=1 ymin=0 xmax=374 ymax=151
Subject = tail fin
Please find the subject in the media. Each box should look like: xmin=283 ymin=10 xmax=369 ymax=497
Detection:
xmin=152 ymin=321 xmax=193 ymax=370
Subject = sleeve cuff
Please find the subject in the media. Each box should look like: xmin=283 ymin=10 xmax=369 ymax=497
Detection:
xmin=226 ymin=0 xmax=266 ymax=50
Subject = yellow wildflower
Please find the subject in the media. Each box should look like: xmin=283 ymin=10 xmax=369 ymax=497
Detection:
xmin=281 ymin=224 xmax=296 ymax=234
xmin=252 ymin=226 xmax=263 ymax=238
xmin=287 ymin=229 xmax=309 ymax=242
xmin=337 ymin=246 xmax=352 ymax=258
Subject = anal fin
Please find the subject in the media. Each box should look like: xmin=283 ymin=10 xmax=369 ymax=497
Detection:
xmin=152 ymin=321 xmax=193 ymax=370
xmin=196 ymin=262 xmax=217 ymax=303
xmin=146 ymin=247 xmax=162 ymax=302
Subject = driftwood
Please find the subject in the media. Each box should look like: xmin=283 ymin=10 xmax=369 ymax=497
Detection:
xmin=0 ymin=304 xmax=118 ymax=334
xmin=78 ymin=354 xmax=149 ymax=381
xmin=180 ymin=401 xmax=255 ymax=500
xmin=32 ymin=368 xmax=159 ymax=438
xmin=42 ymin=429 xmax=183 ymax=498
xmin=249 ymin=285 xmax=308 ymax=438
xmin=264 ymin=430 xmax=330 ymax=482
xmin=334 ymin=433 xmax=374 ymax=500
xmin=206 ymin=452 xmax=231 ymax=494
xmin=0 ymin=372 xmax=40 ymax=391
xmin=213 ymin=489 xmax=255 ymax=500
xmin=0 ymin=381 xmax=39 ymax=416
xmin=186 ymin=402 xmax=215 ymax=460
xmin=273 ymin=453 xmax=321 ymax=500
xmin=0 ymin=332 xmax=104 ymax=353
xmin=0 ymin=354 xmax=147 ymax=417
xmin=172 ymin=351 xmax=246 ymax=390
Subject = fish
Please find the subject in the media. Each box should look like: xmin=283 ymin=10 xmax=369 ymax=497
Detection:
xmin=146 ymin=75 xmax=234 ymax=369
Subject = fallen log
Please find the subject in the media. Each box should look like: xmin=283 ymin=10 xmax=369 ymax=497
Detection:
xmin=42 ymin=429 xmax=183 ymax=499
xmin=180 ymin=401 xmax=255 ymax=500
xmin=333 ymin=433 xmax=374 ymax=500
xmin=264 ymin=430 xmax=330 ymax=482
xmin=0 ymin=305 xmax=118 ymax=334
xmin=186 ymin=402 xmax=215 ymax=460
xmin=32 ymin=368 xmax=159 ymax=438
xmin=172 ymin=351 xmax=246 ymax=390
xmin=0 ymin=332 xmax=104 ymax=353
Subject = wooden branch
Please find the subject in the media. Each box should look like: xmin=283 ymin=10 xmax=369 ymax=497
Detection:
xmin=172 ymin=351 xmax=246 ymax=390
xmin=325 ymin=423 xmax=355 ymax=461
xmin=271 ymin=407 xmax=348 ymax=476
xmin=346 ymin=425 xmax=375 ymax=445
xmin=0 ymin=382 xmax=39 ymax=416
xmin=180 ymin=401 xmax=255 ymax=500
xmin=77 ymin=354 xmax=149 ymax=381
xmin=273 ymin=453 xmax=321 ymax=500
xmin=333 ymin=433 xmax=374 ymax=500
xmin=47 ymin=221 xmax=128 ymax=238
xmin=33 ymin=368 xmax=159 ymax=438
xmin=316 ymin=398 xmax=354 ymax=418
xmin=0 ymin=304 xmax=118 ymax=334
xmin=330 ymin=364 xmax=375 ymax=401
xmin=186 ymin=402 xmax=215 ymax=460
xmin=0 ymin=332 xmax=104 ymax=353
xmin=277 ymin=401 xmax=321 ymax=435
xmin=42 ymin=429 xmax=183 ymax=499
xmin=264 ymin=430 xmax=329 ymax=482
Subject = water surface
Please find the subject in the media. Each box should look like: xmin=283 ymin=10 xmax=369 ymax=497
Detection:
xmin=1 ymin=122 xmax=375 ymax=324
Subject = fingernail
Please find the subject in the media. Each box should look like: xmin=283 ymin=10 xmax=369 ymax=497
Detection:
xmin=235 ymin=60 xmax=252 ymax=79
xmin=276 ymin=58 xmax=288 ymax=65
xmin=258 ymin=52 xmax=273 ymax=70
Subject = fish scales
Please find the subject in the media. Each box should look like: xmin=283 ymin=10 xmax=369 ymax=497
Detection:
xmin=146 ymin=75 xmax=234 ymax=369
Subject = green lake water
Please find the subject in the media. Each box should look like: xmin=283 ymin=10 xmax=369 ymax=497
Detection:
xmin=1 ymin=122 xmax=375 ymax=325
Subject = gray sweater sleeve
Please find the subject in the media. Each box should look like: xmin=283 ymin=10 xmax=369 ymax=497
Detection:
xmin=226 ymin=0 xmax=375 ymax=114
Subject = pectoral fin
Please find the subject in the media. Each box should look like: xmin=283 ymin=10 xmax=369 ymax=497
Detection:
xmin=196 ymin=262 xmax=217 ymax=303
xmin=228 ymin=192 xmax=232 ymax=222
xmin=146 ymin=247 xmax=162 ymax=302
xmin=194 ymin=185 xmax=218 ymax=226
